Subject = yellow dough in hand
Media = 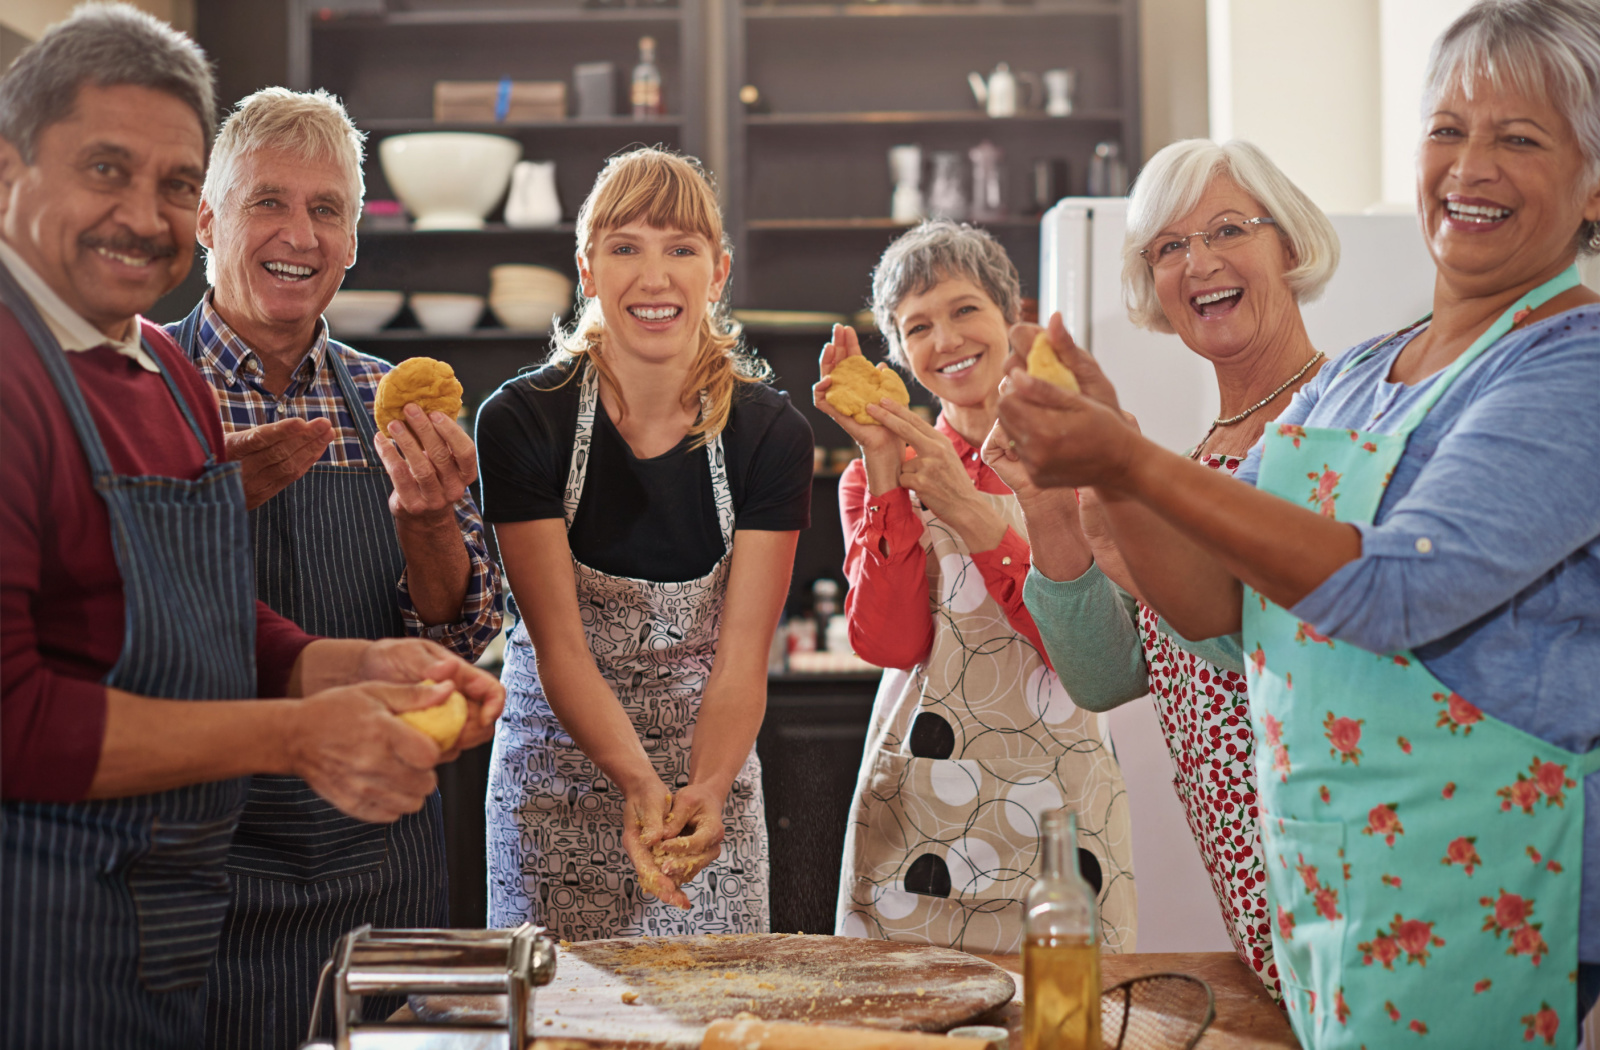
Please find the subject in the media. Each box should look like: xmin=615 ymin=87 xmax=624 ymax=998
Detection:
xmin=824 ymin=355 xmax=911 ymax=425
xmin=398 ymin=680 xmax=468 ymax=749
xmin=375 ymin=357 xmax=464 ymax=434
xmin=1027 ymin=332 xmax=1080 ymax=393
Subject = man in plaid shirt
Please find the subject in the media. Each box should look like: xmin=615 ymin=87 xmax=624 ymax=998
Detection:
xmin=166 ymin=87 xmax=502 ymax=1050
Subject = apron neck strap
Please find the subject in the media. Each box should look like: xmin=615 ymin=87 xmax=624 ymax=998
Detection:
xmin=325 ymin=343 xmax=382 ymax=462
xmin=1395 ymin=265 xmax=1582 ymax=434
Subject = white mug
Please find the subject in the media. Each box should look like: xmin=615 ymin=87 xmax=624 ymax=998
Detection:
xmin=1044 ymin=69 xmax=1075 ymax=117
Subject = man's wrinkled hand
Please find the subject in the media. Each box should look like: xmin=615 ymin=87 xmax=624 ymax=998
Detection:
xmin=374 ymin=407 xmax=477 ymax=524
xmin=288 ymin=681 xmax=443 ymax=822
xmin=226 ymin=417 xmax=335 ymax=509
xmin=355 ymin=638 xmax=505 ymax=757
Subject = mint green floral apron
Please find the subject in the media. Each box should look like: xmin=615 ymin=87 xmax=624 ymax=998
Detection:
xmin=1244 ymin=265 xmax=1599 ymax=1050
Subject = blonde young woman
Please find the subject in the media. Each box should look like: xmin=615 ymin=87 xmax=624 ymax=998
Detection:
xmin=477 ymin=149 xmax=813 ymax=938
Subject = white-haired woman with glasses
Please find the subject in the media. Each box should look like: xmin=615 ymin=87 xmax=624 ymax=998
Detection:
xmin=1010 ymin=139 xmax=1339 ymax=1002
xmin=999 ymin=0 xmax=1600 ymax=1044
xmin=813 ymin=221 xmax=1135 ymax=955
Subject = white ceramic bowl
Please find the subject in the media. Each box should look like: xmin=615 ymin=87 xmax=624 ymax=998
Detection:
xmin=489 ymin=264 xmax=574 ymax=297
xmin=489 ymin=296 xmax=566 ymax=332
xmin=411 ymin=292 xmax=485 ymax=334
xmin=322 ymin=290 xmax=404 ymax=335
xmin=379 ymin=133 xmax=522 ymax=231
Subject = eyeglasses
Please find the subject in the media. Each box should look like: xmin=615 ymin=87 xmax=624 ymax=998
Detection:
xmin=1139 ymin=216 xmax=1278 ymax=269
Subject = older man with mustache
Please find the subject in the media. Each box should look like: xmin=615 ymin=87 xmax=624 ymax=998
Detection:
xmin=0 ymin=8 xmax=503 ymax=1048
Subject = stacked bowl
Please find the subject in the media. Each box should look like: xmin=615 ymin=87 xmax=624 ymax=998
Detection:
xmin=489 ymin=265 xmax=574 ymax=333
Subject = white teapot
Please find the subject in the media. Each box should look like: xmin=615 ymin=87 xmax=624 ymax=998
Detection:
xmin=968 ymin=63 xmax=1036 ymax=119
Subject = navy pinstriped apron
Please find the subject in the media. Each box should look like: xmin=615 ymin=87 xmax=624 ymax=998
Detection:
xmin=0 ymin=269 xmax=256 ymax=1050
xmin=173 ymin=307 xmax=448 ymax=1050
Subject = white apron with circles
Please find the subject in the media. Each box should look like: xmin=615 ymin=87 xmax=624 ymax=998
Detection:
xmin=836 ymin=485 xmax=1137 ymax=954
xmin=487 ymin=365 xmax=769 ymax=939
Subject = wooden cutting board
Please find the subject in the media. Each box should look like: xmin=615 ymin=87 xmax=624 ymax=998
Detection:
xmin=412 ymin=933 xmax=1016 ymax=1048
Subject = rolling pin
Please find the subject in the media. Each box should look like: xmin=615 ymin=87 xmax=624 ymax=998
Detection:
xmin=701 ymin=1019 xmax=998 ymax=1050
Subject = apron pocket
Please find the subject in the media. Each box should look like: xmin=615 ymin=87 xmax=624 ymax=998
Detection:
xmin=128 ymin=813 xmax=238 ymax=992
xmin=847 ymin=751 xmax=1126 ymax=954
xmin=224 ymin=775 xmax=389 ymax=882
xmin=1261 ymin=814 xmax=1347 ymax=1042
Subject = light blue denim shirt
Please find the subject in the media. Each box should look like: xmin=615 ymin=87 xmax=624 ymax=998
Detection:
xmin=1236 ymin=304 xmax=1600 ymax=962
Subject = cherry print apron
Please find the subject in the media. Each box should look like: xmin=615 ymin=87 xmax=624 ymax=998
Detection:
xmin=1137 ymin=456 xmax=1279 ymax=1001
xmin=836 ymin=483 xmax=1137 ymax=955
xmin=487 ymin=363 xmax=768 ymax=940
xmin=1245 ymin=266 xmax=1597 ymax=1049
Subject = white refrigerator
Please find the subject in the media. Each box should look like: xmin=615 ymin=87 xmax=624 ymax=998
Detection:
xmin=1035 ymin=197 xmax=1439 ymax=952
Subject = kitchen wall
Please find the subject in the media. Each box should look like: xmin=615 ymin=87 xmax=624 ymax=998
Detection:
xmin=1 ymin=0 xmax=194 ymax=39
xmin=1204 ymin=0 xmax=1482 ymax=214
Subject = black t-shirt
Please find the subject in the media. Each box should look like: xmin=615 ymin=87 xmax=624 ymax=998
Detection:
xmin=477 ymin=358 xmax=814 ymax=583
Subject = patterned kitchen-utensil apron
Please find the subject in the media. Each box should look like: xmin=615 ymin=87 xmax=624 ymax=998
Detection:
xmin=835 ymin=483 xmax=1137 ymax=955
xmin=0 ymin=269 xmax=256 ymax=1050
xmin=173 ymin=306 xmax=449 ymax=1050
xmin=487 ymin=364 xmax=769 ymax=939
xmin=1246 ymin=264 xmax=1597 ymax=1050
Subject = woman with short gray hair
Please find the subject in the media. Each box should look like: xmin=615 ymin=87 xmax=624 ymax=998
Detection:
xmin=1014 ymin=138 xmax=1338 ymax=1003
xmin=814 ymin=220 xmax=1136 ymax=955
xmin=1000 ymin=0 xmax=1600 ymax=1043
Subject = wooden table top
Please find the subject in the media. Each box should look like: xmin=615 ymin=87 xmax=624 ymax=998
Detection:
xmin=970 ymin=951 xmax=1300 ymax=1050
xmin=389 ymin=946 xmax=1300 ymax=1048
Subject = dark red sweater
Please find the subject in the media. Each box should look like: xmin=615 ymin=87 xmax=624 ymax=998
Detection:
xmin=1 ymin=305 xmax=317 ymax=802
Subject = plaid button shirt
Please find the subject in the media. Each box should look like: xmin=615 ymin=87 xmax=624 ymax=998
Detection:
xmin=170 ymin=293 xmax=502 ymax=660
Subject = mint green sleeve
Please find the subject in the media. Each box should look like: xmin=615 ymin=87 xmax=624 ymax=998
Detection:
xmin=1154 ymin=617 xmax=1245 ymax=674
xmin=1022 ymin=562 xmax=1149 ymax=712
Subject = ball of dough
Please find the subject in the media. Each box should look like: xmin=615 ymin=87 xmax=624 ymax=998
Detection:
xmin=823 ymin=355 xmax=911 ymax=425
xmin=398 ymin=679 xmax=468 ymax=749
xmin=1027 ymin=332 xmax=1080 ymax=393
xmin=375 ymin=357 xmax=464 ymax=434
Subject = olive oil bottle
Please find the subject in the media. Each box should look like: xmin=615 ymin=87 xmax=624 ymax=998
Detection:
xmin=1023 ymin=809 xmax=1101 ymax=1050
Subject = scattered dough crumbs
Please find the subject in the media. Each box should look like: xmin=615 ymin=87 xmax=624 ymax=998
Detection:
xmin=621 ymin=992 xmax=639 ymax=1005
xmin=757 ymin=982 xmax=776 ymax=990
xmin=916 ymin=988 xmax=926 ymax=996
xmin=559 ymin=939 xmax=572 ymax=950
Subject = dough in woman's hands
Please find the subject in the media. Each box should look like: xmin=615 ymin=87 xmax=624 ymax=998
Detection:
xmin=398 ymin=680 xmax=468 ymax=749
xmin=1027 ymin=332 xmax=1080 ymax=393
xmin=824 ymin=356 xmax=911 ymax=424
xmin=375 ymin=357 xmax=463 ymax=433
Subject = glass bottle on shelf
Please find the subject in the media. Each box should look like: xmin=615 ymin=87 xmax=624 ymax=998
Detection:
xmin=1024 ymin=809 xmax=1101 ymax=1050
xmin=631 ymin=36 xmax=663 ymax=119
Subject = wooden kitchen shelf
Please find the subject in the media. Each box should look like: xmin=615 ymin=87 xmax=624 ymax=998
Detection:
xmin=335 ymin=328 xmax=551 ymax=341
xmin=358 ymin=222 xmax=579 ymax=236
xmin=313 ymin=7 xmax=684 ymax=28
xmin=357 ymin=116 xmax=684 ymax=132
xmin=745 ymin=109 xmax=1122 ymax=126
xmin=746 ymin=216 xmax=1041 ymax=230
xmin=743 ymin=2 xmax=1121 ymax=18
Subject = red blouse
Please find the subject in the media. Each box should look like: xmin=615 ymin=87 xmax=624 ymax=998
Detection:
xmin=838 ymin=415 xmax=1052 ymax=672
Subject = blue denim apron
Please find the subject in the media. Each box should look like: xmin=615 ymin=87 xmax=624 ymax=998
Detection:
xmin=171 ymin=304 xmax=448 ymax=1050
xmin=0 ymin=268 xmax=257 ymax=1049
